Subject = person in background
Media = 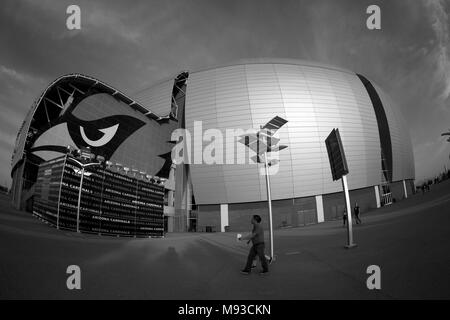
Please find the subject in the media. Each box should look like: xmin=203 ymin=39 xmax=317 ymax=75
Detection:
xmin=343 ymin=208 xmax=348 ymax=227
xmin=354 ymin=202 xmax=361 ymax=224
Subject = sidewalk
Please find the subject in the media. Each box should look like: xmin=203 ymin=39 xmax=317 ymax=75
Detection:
xmin=1 ymin=180 xmax=449 ymax=299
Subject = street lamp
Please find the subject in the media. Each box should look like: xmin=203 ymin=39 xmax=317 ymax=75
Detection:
xmin=239 ymin=116 xmax=288 ymax=261
xmin=69 ymin=157 xmax=101 ymax=233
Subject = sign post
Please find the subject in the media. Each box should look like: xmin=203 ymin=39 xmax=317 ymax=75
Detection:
xmin=325 ymin=128 xmax=357 ymax=248
xmin=342 ymin=174 xmax=356 ymax=248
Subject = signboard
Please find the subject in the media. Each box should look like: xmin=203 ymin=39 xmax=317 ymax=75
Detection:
xmin=325 ymin=128 xmax=349 ymax=181
xmin=325 ymin=128 xmax=356 ymax=248
xmin=33 ymin=155 xmax=164 ymax=237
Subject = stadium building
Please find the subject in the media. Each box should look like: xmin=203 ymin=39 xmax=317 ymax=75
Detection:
xmin=11 ymin=59 xmax=415 ymax=234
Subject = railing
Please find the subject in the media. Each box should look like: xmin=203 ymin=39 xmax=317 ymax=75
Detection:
xmin=296 ymin=209 xmax=317 ymax=226
xmin=198 ymin=226 xmax=217 ymax=233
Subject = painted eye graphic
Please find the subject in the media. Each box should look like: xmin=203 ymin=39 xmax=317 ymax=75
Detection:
xmin=80 ymin=123 xmax=119 ymax=147
xmin=30 ymin=112 xmax=146 ymax=162
xmin=66 ymin=114 xmax=145 ymax=160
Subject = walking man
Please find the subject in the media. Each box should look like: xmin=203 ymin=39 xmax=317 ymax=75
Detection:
xmin=354 ymin=202 xmax=361 ymax=224
xmin=239 ymin=215 xmax=269 ymax=275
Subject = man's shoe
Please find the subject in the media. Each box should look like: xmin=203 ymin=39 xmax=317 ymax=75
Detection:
xmin=240 ymin=270 xmax=250 ymax=275
xmin=259 ymin=270 xmax=269 ymax=275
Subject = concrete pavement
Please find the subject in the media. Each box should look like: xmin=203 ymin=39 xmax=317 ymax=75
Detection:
xmin=0 ymin=181 xmax=449 ymax=299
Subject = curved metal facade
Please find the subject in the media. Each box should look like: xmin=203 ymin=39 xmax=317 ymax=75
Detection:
xmin=184 ymin=62 xmax=415 ymax=205
xmin=11 ymin=62 xmax=415 ymax=217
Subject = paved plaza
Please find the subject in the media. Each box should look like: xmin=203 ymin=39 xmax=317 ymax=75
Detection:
xmin=1 ymin=180 xmax=449 ymax=299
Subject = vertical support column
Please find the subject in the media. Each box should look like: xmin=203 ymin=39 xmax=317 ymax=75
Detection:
xmin=220 ymin=204 xmax=229 ymax=232
xmin=186 ymin=179 xmax=191 ymax=231
xmin=374 ymin=185 xmax=381 ymax=208
xmin=403 ymin=180 xmax=408 ymax=199
xmin=315 ymin=195 xmax=324 ymax=223
xmin=167 ymin=216 xmax=174 ymax=233
xmin=167 ymin=163 xmax=176 ymax=207
xmin=167 ymin=190 xmax=174 ymax=207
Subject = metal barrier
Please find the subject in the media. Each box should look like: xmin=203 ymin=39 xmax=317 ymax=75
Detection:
xmin=296 ymin=209 xmax=317 ymax=226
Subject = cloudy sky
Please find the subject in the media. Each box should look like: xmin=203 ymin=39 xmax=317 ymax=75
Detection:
xmin=1 ymin=0 xmax=449 ymax=187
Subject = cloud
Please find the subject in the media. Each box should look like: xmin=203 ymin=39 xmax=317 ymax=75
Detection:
xmin=424 ymin=0 xmax=450 ymax=102
xmin=1 ymin=64 xmax=47 ymax=86
xmin=0 ymin=64 xmax=46 ymax=110
xmin=1 ymin=0 xmax=449 ymax=187
xmin=0 ymin=131 xmax=16 ymax=149
xmin=62 ymin=2 xmax=146 ymax=44
xmin=413 ymin=135 xmax=450 ymax=181
xmin=0 ymin=65 xmax=29 ymax=83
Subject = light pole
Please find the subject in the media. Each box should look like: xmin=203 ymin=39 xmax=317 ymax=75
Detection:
xmin=70 ymin=157 xmax=101 ymax=233
xmin=263 ymin=148 xmax=274 ymax=260
xmin=239 ymin=116 xmax=288 ymax=261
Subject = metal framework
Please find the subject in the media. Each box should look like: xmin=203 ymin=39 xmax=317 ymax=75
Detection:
xmin=380 ymin=149 xmax=392 ymax=206
xmin=170 ymin=71 xmax=189 ymax=120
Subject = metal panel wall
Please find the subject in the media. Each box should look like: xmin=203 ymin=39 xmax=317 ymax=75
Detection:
xmin=183 ymin=61 xmax=412 ymax=205
xmin=133 ymin=80 xmax=174 ymax=117
xmin=185 ymin=69 xmax=229 ymax=203
xmin=215 ymin=66 xmax=262 ymax=202
xmin=245 ymin=64 xmax=295 ymax=201
xmin=275 ymin=65 xmax=324 ymax=197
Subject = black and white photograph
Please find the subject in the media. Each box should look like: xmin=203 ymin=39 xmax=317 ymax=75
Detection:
xmin=0 ymin=0 xmax=449 ymax=308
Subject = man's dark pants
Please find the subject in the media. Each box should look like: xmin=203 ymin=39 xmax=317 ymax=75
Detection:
xmin=244 ymin=243 xmax=269 ymax=272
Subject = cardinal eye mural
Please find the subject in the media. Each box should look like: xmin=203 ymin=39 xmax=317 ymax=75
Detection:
xmin=11 ymin=74 xmax=181 ymax=183
xmin=30 ymin=111 xmax=146 ymax=161
xmin=10 ymin=73 xmax=187 ymax=210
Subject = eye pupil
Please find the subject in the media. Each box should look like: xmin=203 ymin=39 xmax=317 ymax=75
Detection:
xmin=80 ymin=124 xmax=119 ymax=147
xmin=80 ymin=126 xmax=104 ymax=141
